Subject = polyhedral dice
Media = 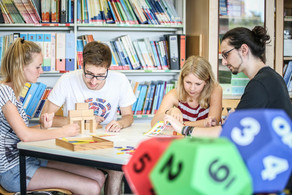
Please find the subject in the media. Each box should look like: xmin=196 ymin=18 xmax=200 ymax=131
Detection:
xmin=122 ymin=137 xmax=178 ymax=195
xmin=150 ymin=138 xmax=252 ymax=195
xmin=220 ymin=109 xmax=292 ymax=193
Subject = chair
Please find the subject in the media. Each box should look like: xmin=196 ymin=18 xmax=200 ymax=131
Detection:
xmin=0 ymin=185 xmax=72 ymax=195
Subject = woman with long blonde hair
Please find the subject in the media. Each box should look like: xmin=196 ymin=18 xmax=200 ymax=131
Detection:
xmin=0 ymin=38 xmax=105 ymax=194
xmin=151 ymin=55 xmax=222 ymax=127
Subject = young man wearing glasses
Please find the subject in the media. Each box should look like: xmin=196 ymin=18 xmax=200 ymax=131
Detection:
xmin=40 ymin=41 xmax=136 ymax=195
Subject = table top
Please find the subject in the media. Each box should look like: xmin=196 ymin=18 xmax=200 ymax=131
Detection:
xmin=17 ymin=123 xmax=154 ymax=165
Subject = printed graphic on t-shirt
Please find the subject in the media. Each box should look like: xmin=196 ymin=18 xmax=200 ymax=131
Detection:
xmin=85 ymin=98 xmax=111 ymax=119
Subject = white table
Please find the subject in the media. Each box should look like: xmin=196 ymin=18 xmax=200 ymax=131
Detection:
xmin=17 ymin=123 xmax=152 ymax=194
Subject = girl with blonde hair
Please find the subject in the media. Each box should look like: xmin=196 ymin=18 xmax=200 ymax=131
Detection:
xmin=151 ymin=55 xmax=222 ymax=127
xmin=0 ymin=38 xmax=105 ymax=194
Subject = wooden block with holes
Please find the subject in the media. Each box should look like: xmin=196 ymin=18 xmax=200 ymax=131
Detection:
xmin=55 ymin=136 xmax=113 ymax=151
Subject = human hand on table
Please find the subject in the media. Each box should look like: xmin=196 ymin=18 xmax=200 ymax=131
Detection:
xmin=164 ymin=114 xmax=184 ymax=134
xmin=95 ymin=115 xmax=105 ymax=124
xmin=61 ymin=123 xmax=80 ymax=137
xmin=105 ymin=120 xmax=122 ymax=132
xmin=166 ymin=107 xmax=183 ymax=123
xmin=204 ymin=117 xmax=218 ymax=127
xmin=41 ymin=112 xmax=55 ymax=129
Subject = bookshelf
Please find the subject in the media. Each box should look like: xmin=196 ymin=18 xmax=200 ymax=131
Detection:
xmin=275 ymin=0 xmax=292 ymax=97
xmin=0 ymin=0 xmax=186 ymax=121
xmin=186 ymin=0 xmax=275 ymax=99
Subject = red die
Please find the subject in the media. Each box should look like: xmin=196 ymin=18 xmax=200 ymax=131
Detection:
xmin=123 ymin=137 xmax=178 ymax=195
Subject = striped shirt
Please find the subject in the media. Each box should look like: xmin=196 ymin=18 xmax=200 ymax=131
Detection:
xmin=0 ymin=84 xmax=28 ymax=173
xmin=178 ymin=101 xmax=209 ymax=122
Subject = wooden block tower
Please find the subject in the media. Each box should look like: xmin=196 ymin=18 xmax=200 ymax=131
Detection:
xmin=68 ymin=103 xmax=96 ymax=134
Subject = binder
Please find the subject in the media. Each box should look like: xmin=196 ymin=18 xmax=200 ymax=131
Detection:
xmin=65 ymin=33 xmax=75 ymax=71
xmin=60 ymin=0 xmax=66 ymax=23
xmin=43 ymin=34 xmax=51 ymax=71
xmin=50 ymin=33 xmax=56 ymax=71
xmin=165 ymin=34 xmax=179 ymax=70
xmin=178 ymin=34 xmax=186 ymax=68
xmin=55 ymin=33 xmax=66 ymax=71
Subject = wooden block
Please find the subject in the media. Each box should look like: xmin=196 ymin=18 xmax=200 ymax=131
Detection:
xmin=68 ymin=110 xmax=82 ymax=118
xmin=82 ymin=116 xmax=95 ymax=120
xmin=55 ymin=136 xmax=113 ymax=151
xmin=75 ymin=103 xmax=89 ymax=110
xmin=82 ymin=109 xmax=94 ymax=117
xmin=85 ymin=121 xmax=90 ymax=130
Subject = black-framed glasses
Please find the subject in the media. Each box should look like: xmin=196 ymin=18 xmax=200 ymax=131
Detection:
xmin=222 ymin=48 xmax=235 ymax=59
xmin=83 ymin=69 xmax=108 ymax=80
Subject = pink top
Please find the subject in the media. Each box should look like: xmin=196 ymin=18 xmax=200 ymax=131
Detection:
xmin=178 ymin=101 xmax=209 ymax=122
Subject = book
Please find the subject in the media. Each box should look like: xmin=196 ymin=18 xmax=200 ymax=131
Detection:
xmin=132 ymin=83 xmax=141 ymax=112
xmin=134 ymin=84 xmax=147 ymax=115
xmin=19 ymin=82 xmax=31 ymax=103
xmin=283 ymin=61 xmax=292 ymax=85
xmin=146 ymin=81 xmax=156 ymax=114
xmin=22 ymin=82 xmax=38 ymax=112
xmin=26 ymin=82 xmax=46 ymax=118
xmin=32 ymin=87 xmax=52 ymax=118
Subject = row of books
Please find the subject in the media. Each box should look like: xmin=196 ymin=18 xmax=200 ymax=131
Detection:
xmin=41 ymin=0 xmax=74 ymax=23
xmin=0 ymin=32 xmax=75 ymax=72
xmin=131 ymin=80 xmax=176 ymax=115
xmin=219 ymin=0 xmax=244 ymax=17
xmin=0 ymin=32 xmax=185 ymax=71
xmin=0 ymin=0 xmax=41 ymax=24
xmin=20 ymin=82 xmax=52 ymax=119
xmin=283 ymin=61 xmax=292 ymax=93
xmin=219 ymin=70 xmax=249 ymax=96
xmin=78 ymin=0 xmax=182 ymax=25
xmin=77 ymin=33 xmax=185 ymax=70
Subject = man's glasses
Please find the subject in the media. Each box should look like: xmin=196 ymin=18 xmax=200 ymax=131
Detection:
xmin=83 ymin=69 xmax=108 ymax=80
xmin=222 ymin=48 xmax=235 ymax=59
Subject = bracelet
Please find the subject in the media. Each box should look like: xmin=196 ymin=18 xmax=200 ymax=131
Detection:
xmin=181 ymin=126 xmax=194 ymax=137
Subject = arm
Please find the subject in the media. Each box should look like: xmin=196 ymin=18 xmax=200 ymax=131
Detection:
xmin=105 ymin=105 xmax=134 ymax=132
xmin=40 ymin=100 xmax=67 ymax=127
xmin=3 ymin=101 xmax=80 ymax=142
xmin=151 ymin=89 xmax=181 ymax=127
xmin=164 ymin=114 xmax=222 ymax=138
xmin=184 ymin=84 xmax=223 ymax=127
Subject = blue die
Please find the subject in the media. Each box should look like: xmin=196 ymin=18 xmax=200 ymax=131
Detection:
xmin=220 ymin=109 xmax=292 ymax=193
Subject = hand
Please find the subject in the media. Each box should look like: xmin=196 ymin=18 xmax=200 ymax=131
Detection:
xmin=164 ymin=114 xmax=184 ymax=134
xmin=105 ymin=120 xmax=122 ymax=132
xmin=41 ymin=112 xmax=55 ymax=129
xmin=204 ymin=117 xmax=218 ymax=127
xmin=95 ymin=116 xmax=105 ymax=124
xmin=166 ymin=107 xmax=183 ymax=123
xmin=61 ymin=123 xmax=80 ymax=137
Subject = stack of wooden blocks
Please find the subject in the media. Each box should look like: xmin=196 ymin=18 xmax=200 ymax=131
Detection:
xmin=68 ymin=103 xmax=96 ymax=134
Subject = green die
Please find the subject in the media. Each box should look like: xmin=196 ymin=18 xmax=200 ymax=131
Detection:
xmin=150 ymin=137 xmax=252 ymax=195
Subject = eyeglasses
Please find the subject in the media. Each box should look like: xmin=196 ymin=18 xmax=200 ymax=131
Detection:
xmin=83 ymin=69 xmax=108 ymax=80
xmin=222 ymin=48 xmax=235 ymax=59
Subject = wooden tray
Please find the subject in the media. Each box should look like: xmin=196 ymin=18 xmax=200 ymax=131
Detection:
xmin=55 ymin=136 xmax=113 ymax=151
